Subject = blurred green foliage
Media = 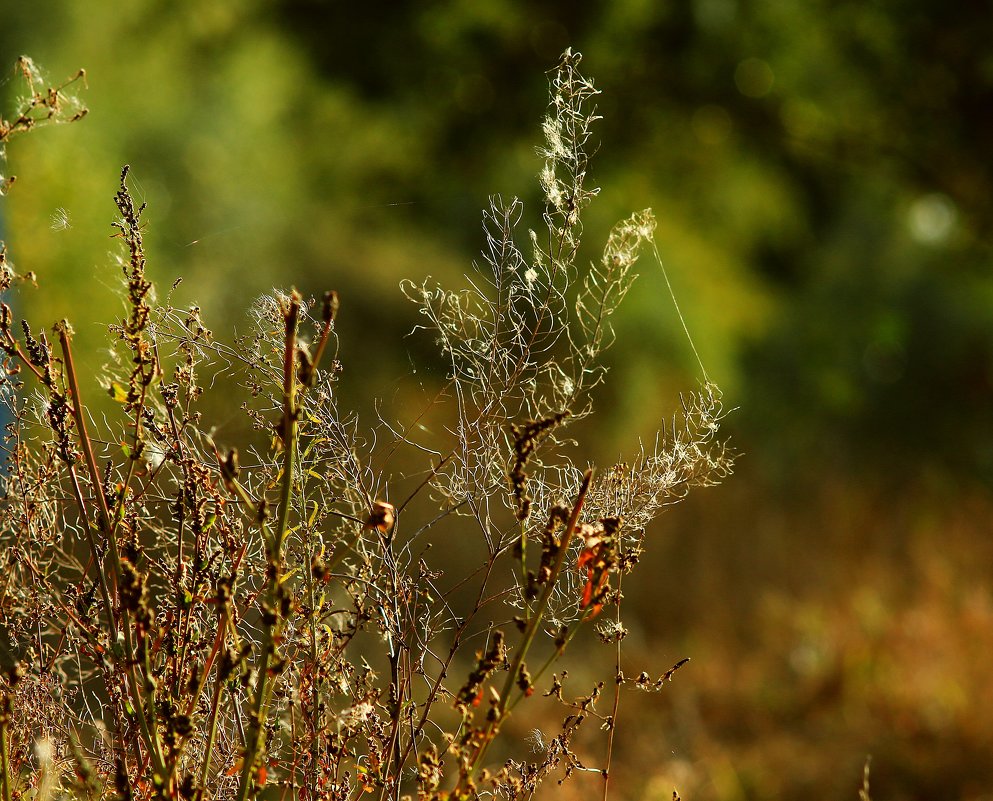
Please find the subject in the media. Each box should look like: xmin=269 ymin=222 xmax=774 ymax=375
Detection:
xmin=3 ymin=1 xmax=993 ymax=798
xmin=4 ymin=0 xmax=992 ymax=481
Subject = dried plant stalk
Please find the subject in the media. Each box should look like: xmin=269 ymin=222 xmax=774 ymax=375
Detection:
xmin=0 ymin=50 xmax=732 ymax=801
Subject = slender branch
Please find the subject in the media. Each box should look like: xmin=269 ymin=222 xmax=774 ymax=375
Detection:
xmin=602 ymin=570 xmax=623 ymax=801
xmin=237 ymin=291 xmax=301 ymax=801
xmin=59 ymin=326 xmax=168 ymax=782
xmin=0 ymin=693 xmax=11 ymax=801
xmin=58 ymin=326 xmax=118 ymax=583
xmin=466 ymin=468 xmax=592 ymax=780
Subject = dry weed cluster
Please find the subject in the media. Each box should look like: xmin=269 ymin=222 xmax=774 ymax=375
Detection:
xmin=0 ymin=51 xmax=731 ymax=801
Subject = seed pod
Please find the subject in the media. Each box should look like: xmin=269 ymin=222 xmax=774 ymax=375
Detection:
xmin=321 ymin=290 xmax=340 ymax=324
xmin=365 ymin=501 xmax=395 ymax=533
xmin=297 ymin=344 xmax=314 ymax=386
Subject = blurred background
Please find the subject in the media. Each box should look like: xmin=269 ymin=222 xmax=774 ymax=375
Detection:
xmin=3 ymin=1 xmax=993 ymax=798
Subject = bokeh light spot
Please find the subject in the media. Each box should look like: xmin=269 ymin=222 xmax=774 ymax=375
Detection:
xmin=735 ymin=57 xmax=775 ymax=98
xmin=907 ymin=193 xmax=957 ymax=244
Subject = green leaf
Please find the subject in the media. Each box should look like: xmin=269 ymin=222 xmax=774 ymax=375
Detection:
xmin=108 ymin=381 xmax=128 ymax=403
